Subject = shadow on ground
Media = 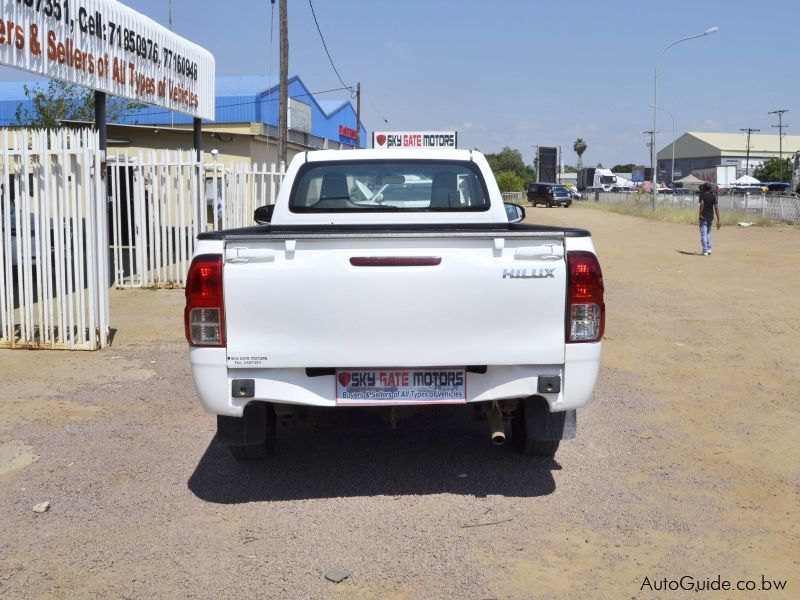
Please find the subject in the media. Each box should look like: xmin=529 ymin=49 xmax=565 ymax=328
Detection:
xmin=188 ymin=406 xmax=559 ymax=503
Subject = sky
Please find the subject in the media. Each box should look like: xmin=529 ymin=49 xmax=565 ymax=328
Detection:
xmin=1 ymin=0 xmax=797 ymax=168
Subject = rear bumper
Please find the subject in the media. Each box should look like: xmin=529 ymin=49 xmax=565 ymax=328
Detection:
xmin=189 ymin=343 xmax=601 ymax=417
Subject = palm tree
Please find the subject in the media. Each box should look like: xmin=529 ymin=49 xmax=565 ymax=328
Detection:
xmin=573 ymin=138 xmax=588 ymax=172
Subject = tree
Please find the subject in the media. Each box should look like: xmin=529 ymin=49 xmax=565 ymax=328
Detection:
xmin=611 ymin=163 xmax=636 ymax=173
xmin=14 ymin=80 xmax=146 ymax=128
xmin=573 ymin=138 xmax=587 ymax=171
xmin=494 ymin=170 xmax=524 ymax=193
xmin=484 ymin=147 xmax=536 ymax=185
xmin=753 ymin=157 xmax=791 ymax=183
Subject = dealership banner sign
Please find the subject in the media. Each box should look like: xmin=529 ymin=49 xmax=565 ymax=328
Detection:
xmin=373 ymin=131 xmax=457 ymax=149
xmin=0 ymin=0 xmax=215 ymax=120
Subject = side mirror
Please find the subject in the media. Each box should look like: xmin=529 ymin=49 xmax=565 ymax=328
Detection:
xmin=504 ymin=202 xmax=525 ymax=224
xmin=253 ymin=204 xmax=275 ymax=225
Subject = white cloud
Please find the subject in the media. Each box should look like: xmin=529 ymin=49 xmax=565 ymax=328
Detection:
xmin=686 ymin=119 xmax=722 ymax=131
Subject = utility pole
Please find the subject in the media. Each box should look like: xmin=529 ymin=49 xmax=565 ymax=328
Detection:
xmin=740 ymin=128 xmax=760 ymax=177
xmin=356 ymin=82 xmax=361 ymax=149
xmin=277 ymin=0 xmax=288 ymax=166
xmin=643 ymin=130 xmax=656 ymax=188
xmin=769 ymin=109 xmax=789 ymax=182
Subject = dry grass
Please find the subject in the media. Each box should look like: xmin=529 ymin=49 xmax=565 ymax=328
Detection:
xmin=579 ymin=199 xmax=778 ymax=227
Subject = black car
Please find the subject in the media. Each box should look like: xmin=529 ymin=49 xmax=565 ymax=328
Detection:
xmin=526 ymin=183 xmax=571 ymax=207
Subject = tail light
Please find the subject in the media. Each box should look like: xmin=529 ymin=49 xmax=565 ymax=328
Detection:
xmin=185 ymin=254 xmax=226 ymax=347
xmin=566 ymin=251 xmax=605 ymax=343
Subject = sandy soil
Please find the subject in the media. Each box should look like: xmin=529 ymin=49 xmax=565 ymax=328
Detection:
xmin=0 ymin=206 xmax=798 ymax=598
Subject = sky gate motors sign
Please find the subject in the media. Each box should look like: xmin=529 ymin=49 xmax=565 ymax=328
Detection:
xmin=373 ymin=131 xmax=458 ymax=149
xmin=0 ymin=0 xmax=215 ymax=120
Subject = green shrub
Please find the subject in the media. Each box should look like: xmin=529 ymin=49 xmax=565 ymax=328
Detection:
xmin=495 ymin=171 xmax=524 ymax=193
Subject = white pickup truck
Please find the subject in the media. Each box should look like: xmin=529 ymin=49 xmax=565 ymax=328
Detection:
xmin=185 ymin=149 xmax=604 ymax=460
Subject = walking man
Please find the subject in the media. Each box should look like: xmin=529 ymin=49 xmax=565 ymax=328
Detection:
xmin=699 ymin=183 xmax=721 ymax=256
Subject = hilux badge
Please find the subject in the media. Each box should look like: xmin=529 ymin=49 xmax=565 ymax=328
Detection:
xmin=502 ymin=268 xmax=555 ymax=279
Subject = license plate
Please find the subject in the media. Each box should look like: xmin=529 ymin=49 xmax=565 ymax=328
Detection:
xmin=335 ymin=368 xmax=467 ymax=405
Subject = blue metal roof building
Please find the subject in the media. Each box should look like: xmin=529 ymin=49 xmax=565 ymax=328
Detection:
xmin=0 ymin=75 xmax=366 ymax=148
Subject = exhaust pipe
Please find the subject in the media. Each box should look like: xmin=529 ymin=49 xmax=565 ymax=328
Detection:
xmin=485 ymin=402 xmax=506 ymax=445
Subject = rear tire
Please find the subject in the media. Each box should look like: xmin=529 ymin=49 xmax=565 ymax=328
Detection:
xmin=511 ymin=398 xmax=564 ymax=457
xmin=228 ymin=404 xmax=276 ymax=461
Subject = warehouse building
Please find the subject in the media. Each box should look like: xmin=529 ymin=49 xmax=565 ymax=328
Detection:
xmin=657 ymin=131 xmax=800 ymax=182
xmin=0 ymin=75 xmax=366 ymax=166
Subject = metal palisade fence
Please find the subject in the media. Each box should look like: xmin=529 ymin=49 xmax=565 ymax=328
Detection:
xmin=0 ymin=129 xmax=109 ymax=350
xmin=593 ymin=191 xmax=800 ymax=222
xmin=107 ymin=150 xmax=284 ymax=289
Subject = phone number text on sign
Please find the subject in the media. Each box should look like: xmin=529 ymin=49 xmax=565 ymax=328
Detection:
xmin=2 ymin=0 xmax=214 ymax=119
xmin=336 ymin=369 xmax=467 ymax=405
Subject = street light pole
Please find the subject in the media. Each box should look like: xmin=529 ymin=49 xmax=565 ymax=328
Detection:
xmin=652 ymin=26 xmax=718 ymax=210
xmin=652 ymin=104 xmax=675 ymax=183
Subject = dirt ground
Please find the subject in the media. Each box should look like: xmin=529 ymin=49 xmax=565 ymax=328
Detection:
xmin=1 ymin=205 xmax=798 ymax=598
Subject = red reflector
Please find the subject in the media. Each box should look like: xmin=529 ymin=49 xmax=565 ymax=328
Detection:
xmin=350 ymin=257 xmax=442 ymax=267
xmin=185 ymin=254 xmax=226 ymax=347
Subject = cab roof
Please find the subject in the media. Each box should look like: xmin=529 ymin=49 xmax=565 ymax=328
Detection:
xmin=305 ymin=148 xmax=475 ymax=162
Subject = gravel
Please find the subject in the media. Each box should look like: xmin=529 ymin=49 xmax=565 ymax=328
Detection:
xmin=1 ymin=208 xmax=797 ymax=598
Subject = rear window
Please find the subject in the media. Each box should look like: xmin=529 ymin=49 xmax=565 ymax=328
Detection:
xmin=289 ymin=160 xmax=489 ymax=212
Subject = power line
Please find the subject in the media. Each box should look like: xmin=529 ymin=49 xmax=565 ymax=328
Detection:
xmin=307 ymin=0 xmax=390 ymax=128
xmin=308 ymin=0 xmax=352 ymax=95
xmin=268 ymin=0 xmax=275 ymax=87
xmin=367 ymin=96 xmax=390 ymax=125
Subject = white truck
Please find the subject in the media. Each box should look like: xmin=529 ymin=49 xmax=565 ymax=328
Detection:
xmin=578 ymin=167 xmax=632 ymax=192
xmin=596 ymin=168 xmax=633 ymax=191
xmin=185 ymin=149 xmax=604 ymax=460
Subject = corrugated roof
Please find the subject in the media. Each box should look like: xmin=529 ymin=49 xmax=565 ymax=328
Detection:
xmin=658 ymin=131 xmax=800 ymax=160
xmin=317 ymin=99 xmax=349 ymax=116
xmin=686 ymin=131 xmax=800 ymax=154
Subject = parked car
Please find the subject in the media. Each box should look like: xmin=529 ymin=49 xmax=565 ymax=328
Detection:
xmin=5 ymin=210 xmax=38 ymax=267
xmin=566 ymin=186 xmax=582 ymax=200
xmin=730 ymin=186 xmax=765 ymax=195
xmin=527 ymin=183 xmax=572 ymax=207
xmin=3 ymin=207 xmax=62 ymax=268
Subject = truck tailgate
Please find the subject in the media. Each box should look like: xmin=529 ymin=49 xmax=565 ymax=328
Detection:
xmin=223 ymin=232 xmax=566 ymax=369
